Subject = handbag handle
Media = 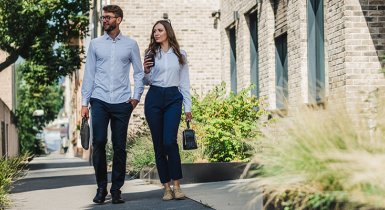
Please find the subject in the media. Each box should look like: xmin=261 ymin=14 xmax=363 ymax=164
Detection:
xmin=82 ymin=116 xmax=87 ymax=123
xmin=186 ymin=120 xmax=191 ymax=129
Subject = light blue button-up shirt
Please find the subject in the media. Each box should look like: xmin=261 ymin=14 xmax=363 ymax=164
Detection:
xmin=81 ymin=33 xmax=144 ymax=106
xmin=143 ymin=48 xmax=192 ymax=112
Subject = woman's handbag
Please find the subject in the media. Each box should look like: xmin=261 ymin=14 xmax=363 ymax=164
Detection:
xmin=80 ymin=117 xmax=90 ymax=150
xmin=182 ymin=120 xmax=197 ymax=150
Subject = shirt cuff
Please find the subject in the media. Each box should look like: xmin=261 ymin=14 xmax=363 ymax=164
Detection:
xmin=132 ymin=94 xmax=141 ymax=102
xmin=184 ymin=106 xmax=191 ymax=113
xmin=82 ymin=99 xmax=89 ymax=107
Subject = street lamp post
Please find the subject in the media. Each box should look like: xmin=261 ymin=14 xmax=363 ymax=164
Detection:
xmin=33 ymin=109 xmax=45 ymax=155
xmin=33 ymin=109 xmax=44 ymax=117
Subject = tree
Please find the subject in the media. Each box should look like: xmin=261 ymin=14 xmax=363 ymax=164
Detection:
xmin=1 ymin=0 xmax=90 ymax=154
xmin=16 ymin=63 xmax=64 ymax=154
xmin=0 ymin=0 xmax=90 ymax=80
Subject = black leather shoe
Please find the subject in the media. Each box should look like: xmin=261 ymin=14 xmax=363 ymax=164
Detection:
xmin=111 ymin=190 xmax=125 ymax=204
xmin=93 ymin=188 xmax=108 ymax=204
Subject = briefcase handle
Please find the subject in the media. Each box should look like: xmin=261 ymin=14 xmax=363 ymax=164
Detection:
xmin=186 ymin=120 xmax=191 ymax=129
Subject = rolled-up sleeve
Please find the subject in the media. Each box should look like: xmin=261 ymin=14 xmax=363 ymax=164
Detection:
xmin=81 ymin=41 xmax=96 ymax=106
xmin=131 ymin=41 xmax=145 ymax=101
xmin=179 ymin=51 xmax=192 ymax=113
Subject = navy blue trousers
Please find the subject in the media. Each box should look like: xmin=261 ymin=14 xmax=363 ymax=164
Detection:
xmin=90 ymin=98 xmax=133 ymax=191
xmin=144 ymin=86 xmax=183 ymax=184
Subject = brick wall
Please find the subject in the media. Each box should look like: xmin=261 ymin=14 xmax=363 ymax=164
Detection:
xmin=317 ymin=0 xmax=385 ymax=128
xmin=0 ymin=51 xmax=14 ymax=110
xmin=76 ymin=0 xmax=385 ymax=129
xmin=274 ymin=0 xmax=288 ymax=37
xmin=342 ymin=0 xmax=385 ymax=120
xmin=219 ymin=0 xmax=385 ymax=113
xmin=287 ymin=0 xmax=308 ymax=107
xmin=220 ymin=0 xmax=277 ymax=107
xmin=109 ymin=0 xmax=222 ymax=94
xmin=0 ymin=99 xmax=19 ymax=157
xmin=258 ymin=1 xmax=277 ymax=109
xmin=0 ymin=51 xmax=18 ymax=157
xmin=107 ymin=0 xmax=222 ymax=124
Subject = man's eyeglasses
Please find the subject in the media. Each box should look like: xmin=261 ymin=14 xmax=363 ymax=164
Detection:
xmin=99 ymin=16 xmax=118 ymax=21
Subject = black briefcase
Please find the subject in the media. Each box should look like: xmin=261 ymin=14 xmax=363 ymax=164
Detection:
xmin=182 ymin=120 xmax=197 ymax=150
xmin=80 ymin=117 xmax=90 ymax=150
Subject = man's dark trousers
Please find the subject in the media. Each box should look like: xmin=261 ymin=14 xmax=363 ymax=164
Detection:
xmin=90 ymin=98 xmax=133 ymax=192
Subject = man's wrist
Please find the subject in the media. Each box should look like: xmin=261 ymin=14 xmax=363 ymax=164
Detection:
xmin=131 ymin=97 xmax=140 ymax=102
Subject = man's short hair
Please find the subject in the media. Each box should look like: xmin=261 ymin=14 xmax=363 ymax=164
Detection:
xmin=103 ymin=5 xmax=123 ymax=19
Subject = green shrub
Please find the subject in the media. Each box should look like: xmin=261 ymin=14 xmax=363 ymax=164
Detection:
xmin=177 ymin=121 xmax=206 ymax=163
xmin=117 ymin=82 xmax=268 ymax=174
xmin=192 ymin=82 xmax=267 ymax=162
xmin=125 ymin=121 xmax=155 ymax=177
xmin=125 ymin=120 xmax=203 ymax=175
xmin=105 ymin=124 xmax=155 ymax=178
xmin=0 ymin=155 xmax=28 ymax=208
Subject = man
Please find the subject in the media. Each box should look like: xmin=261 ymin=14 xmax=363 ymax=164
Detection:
xmin=81 ymin=5 xmax=144 ymax=204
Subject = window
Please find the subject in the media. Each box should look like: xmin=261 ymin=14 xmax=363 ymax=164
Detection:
xmin=275 ymin=33 xmax=288 ymax=109
xmin=228 ymin=27 xmax=237 ymax=93
xmin=249 ymin=12 xmax=259 ymax=97
xmin=307 ymin=0 xmax=325 ymax=103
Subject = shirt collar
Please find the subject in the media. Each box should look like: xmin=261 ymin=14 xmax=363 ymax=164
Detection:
xmin=158 ymin=47 xmax=174 ymax=54
xmin=103 ymin=32 xmax=122 ymax=41
xmin=166 ymin=48 xmax=174 ymax=54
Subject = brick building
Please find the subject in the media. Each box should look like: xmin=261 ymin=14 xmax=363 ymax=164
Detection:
xmin=0 ymin=51 xmax=19 ymax=157
xmin=67 ymin=0 xmax=223 ymax=158
xmin=219 ymin=0 xmax=385 ymax=115
xmin=108 ymin=0 xmax=223 ymax=124
xmin=67 ymin=0 xmax=385 ymax=158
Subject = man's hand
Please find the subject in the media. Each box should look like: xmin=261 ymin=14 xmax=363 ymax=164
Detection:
xmin=81 ymin=106 xmax=89 ymax=118
xmin=185 ymin=112 xmax=192 ymax=121
xmin=128 ymin=99 xmax=139 ymax=109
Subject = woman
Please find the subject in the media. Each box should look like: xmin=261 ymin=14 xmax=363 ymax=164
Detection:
xmin=143 ymin=19 xmax=192 ymax=201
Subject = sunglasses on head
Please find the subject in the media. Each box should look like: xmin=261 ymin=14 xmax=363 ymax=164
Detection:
xmin=159 ymin=19 xmax=172 ymax=26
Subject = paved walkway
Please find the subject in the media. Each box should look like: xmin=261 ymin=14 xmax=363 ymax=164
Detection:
xmin=9 ymin=152 xmax=262 ymax=210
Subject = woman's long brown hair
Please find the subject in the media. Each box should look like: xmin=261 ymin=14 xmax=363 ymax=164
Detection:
xmin=146 ymin=20 xmax=186 ymax=65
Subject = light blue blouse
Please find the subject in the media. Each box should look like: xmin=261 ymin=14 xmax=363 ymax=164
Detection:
xmin=143 ymin=48 xmax=192 ymax=112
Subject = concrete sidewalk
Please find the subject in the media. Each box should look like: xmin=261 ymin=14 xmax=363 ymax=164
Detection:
xmin=9 ymin=152 xmax=262 ymax=210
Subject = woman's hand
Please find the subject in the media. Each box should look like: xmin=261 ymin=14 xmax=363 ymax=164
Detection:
xmin=143 ymin=57 xmax=153 ymax=74
xmin=185 ymin=112 xmax=192 ymax=121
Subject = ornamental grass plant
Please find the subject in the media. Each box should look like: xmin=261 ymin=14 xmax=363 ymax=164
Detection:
xmin=246 ymin=94 xmax=385 ymax=210
xmin=0 ymin=155 xmax=28 ymax=209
